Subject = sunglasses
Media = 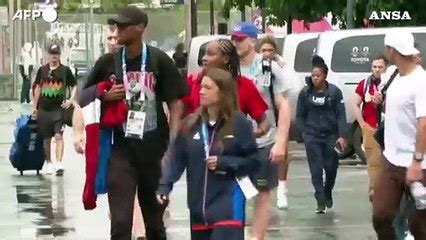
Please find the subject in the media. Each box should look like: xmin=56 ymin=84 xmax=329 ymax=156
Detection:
xmin=231 ymin=36 xmax=248 ymax=43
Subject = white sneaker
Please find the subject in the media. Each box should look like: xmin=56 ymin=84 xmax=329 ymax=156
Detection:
xmin=55 ymin=162 xmax=64 ymax=176
xmin=43 ymin=162 xmax=54 ymax=175
xmin=405 ymin=232 xmax=414 ymax=240
xmin=277 ymin=182 xmax=289 ymax=209
xmin=277 ymin=192 xmax=288 ymax=209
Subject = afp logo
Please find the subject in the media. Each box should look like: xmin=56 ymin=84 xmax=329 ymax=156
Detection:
xmin=12 ymin=8 xmax=58 ymax=23
xmin=369 ymin=11 xmax=412 ymax=21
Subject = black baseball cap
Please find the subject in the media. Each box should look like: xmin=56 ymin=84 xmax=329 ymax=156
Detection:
xmin=47 ymin=44 xmax=61 ymax=55
xmin=107 ymin=6 xmax=148 ymax=27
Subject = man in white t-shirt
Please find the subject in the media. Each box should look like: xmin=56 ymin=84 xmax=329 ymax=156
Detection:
xmin=372 ymin=30 xmax=426 ymax=239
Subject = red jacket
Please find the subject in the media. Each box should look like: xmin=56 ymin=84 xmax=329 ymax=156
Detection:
xmin=97 ymin=80 xmax=128 ymax=128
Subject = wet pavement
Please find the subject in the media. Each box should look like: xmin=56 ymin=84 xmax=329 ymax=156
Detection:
xmin=0 ymin=101 xmax=378 ymax=240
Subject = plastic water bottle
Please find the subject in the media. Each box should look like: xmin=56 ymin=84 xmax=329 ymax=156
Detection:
xmin=410 ymin=182 xmax=426 ymax=210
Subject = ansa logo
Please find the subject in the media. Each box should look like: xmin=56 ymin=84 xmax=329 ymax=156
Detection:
xmin=369 ymin=11 xmax=411 ymax=20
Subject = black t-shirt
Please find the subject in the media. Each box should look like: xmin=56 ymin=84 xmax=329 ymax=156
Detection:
xmin=34 ymin=64 xmax=76 ymax=111
xmin=84 ymin=46 xmax=187 ymax=147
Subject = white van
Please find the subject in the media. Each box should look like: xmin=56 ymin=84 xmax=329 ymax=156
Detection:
xmin=316 ymin=27 xmax=426 ymax=160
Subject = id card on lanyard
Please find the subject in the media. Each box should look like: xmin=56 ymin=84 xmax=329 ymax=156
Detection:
xmin=201 ymin=122 xmax=215 ymax=159
xmin=123 ymin=43 xmax=148 ymax=140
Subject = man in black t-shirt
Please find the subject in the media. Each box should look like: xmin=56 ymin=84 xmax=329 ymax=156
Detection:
xmin=83 ymin=6 xmax=186 ymax=240
xmin=33 ymin=44 xmax=77 ymax=176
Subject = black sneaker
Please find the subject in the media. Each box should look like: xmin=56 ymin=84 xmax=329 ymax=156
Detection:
xmin=316 ymin=204 xmax=326 ymax=214
xmin=325 ymin=198 xmax=333 ymax=209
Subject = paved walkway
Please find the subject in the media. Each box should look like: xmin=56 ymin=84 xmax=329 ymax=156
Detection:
xmin=0 ymin=101 xmax=378 ymax=240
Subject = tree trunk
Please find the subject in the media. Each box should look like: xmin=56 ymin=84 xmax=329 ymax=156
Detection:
xmin=241 ymin=6 xmax=246 ymax=21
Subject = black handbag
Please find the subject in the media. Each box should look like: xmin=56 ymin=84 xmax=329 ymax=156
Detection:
xmin=374 ymin=69 xmax=399 ymax=149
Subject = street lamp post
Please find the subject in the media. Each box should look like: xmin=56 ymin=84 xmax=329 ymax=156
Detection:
xmin=209 ymin=0 xmax=214 ymax=35
xmin=89 ymin=0 xmax=95 ymax=68
xmin=8 ymin=0 xmax=15 ymax=98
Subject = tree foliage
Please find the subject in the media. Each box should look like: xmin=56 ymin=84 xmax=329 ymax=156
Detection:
xmin=222 ymin=0 xmax=426 ymax=28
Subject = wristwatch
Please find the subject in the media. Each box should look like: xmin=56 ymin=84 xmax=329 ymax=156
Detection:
xmin=413 ymin=152 xmax=424 ymax=162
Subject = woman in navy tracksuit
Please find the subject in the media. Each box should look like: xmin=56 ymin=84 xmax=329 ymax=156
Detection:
xmin=296 ymin=56 xmax=347 ymax=214
xmin=157 ymin=68 xmax=259 ymax=240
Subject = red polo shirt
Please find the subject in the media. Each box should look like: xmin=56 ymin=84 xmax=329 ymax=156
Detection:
xmin=355 ymin=78 xmax=381 ymax=128
xmin=182 ymin=71 xmax=268 ymax=121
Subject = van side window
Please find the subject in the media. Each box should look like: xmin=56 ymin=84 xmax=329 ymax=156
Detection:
xmin=294 ymin=38 xmax=317 ymax=73
xmin=331 ymin=35 xmax=384 ymax=72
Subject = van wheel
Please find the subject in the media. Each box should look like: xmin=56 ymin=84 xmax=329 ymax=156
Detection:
xmin=352 ymin=125 xmax=366 ymax=164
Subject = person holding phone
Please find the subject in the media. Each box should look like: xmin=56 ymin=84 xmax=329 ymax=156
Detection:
xmin=296 ymin=55 xmax=347 ymax=214
xmin=157 ymin=68 xmax=259 ymax=240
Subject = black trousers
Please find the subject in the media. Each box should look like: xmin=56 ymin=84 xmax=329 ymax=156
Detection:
xmin=20 ymin=77 xmax=31 ymax=103
xmin=108 ymin=135 xmax=168 ymax=240
xmin=304 ymin=135 xmax=339 ymax=203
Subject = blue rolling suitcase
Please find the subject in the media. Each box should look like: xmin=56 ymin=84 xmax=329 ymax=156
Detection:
xmin=9 ymin=115 xmax=45 ymax=175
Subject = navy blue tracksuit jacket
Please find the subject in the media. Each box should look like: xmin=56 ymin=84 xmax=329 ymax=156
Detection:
xmin=158 ymin=112 xmax=259 ymax=231
xmin=296 ymin=82 xmax=347 ymax=140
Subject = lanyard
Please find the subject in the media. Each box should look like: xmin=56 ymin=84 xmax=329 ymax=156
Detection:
xmin=201 ymin=122 xmax=216 ymax=159
xmin=122 ymin=43 xmax=147 ymax=101
xmin=122 ymin=42 xmax=147 ymax=75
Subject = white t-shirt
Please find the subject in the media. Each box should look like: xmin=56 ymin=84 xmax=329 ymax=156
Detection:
xmin=240 ymin=54 xmax=292 ymax=148
xmin=384 ymin=66 xmax=426 ymax=169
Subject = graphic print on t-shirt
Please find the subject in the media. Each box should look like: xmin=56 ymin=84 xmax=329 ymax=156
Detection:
xmin=41 ymin=80 xmax=64 ymax=98
xmin=125 ymin=71 xmax=158 ymax=132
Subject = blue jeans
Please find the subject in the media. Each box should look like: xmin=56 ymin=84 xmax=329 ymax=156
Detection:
xmin=393 ymin=196 xmax=415 ymax=240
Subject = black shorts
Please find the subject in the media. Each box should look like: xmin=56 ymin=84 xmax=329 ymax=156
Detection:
xmin=250 ymin=144 xmax=278 ymax=191
xmin=37 ymin=108 xmax=65 ymax=138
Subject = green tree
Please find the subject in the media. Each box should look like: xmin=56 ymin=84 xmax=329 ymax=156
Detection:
xmin=351 ymin=0 xmax=426 ymax=27
xmin=222 ymin=0 xmax=344 ymax=25
xmin=222 ymin=0 xmax=426 ymax=29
